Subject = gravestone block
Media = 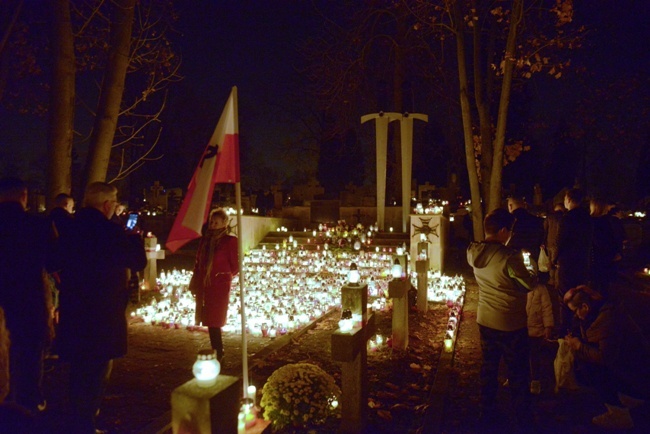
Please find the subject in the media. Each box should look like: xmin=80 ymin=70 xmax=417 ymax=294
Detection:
xmin=171 ymin=375 xmax=241 ymax=434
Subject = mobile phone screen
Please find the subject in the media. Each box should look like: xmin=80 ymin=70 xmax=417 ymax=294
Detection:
xmin=126 ymin=213 xmax=138 ymax=230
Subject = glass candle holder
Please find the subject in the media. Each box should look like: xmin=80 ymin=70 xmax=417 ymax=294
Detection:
xmin=192 ymin=349 xmax=220 ymax=388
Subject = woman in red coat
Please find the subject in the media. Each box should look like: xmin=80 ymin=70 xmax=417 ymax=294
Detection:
xmin=193 ymin=208 xmax=238 ymax=360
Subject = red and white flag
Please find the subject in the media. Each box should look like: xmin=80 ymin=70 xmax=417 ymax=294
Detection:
xmin=166 ymin=87 xmax=240 ymax=253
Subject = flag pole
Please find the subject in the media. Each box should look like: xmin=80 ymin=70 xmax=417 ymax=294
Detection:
xmin=235 ymin=180 xmax=248 ymax=398
xmin=231 ymin=85 xmax=248 ymax=399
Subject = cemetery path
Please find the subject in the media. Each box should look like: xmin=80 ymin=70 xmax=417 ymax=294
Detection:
xmin=34 ymin=292 xmax=452 ymax=433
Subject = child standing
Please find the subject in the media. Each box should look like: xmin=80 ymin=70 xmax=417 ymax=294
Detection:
xmin=526 ymin=283 xmax=554 ymax=394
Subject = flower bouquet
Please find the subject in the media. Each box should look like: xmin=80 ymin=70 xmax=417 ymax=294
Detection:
xmin=260 ymin=363 xmax=340 ymax=431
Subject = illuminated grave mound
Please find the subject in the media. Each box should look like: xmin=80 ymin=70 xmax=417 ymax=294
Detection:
xmin=132 ymin=235 xmax=466 ymax=339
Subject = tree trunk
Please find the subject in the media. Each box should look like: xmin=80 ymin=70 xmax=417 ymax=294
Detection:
xmin=453 ymin=0 xmax=484 ymax=241
xmin=488 ymin=0 xmax=523 ymax=211
xmin=83 ymin=0 xmax=135 ymax=186
xmin=471 ymin=5 xmax=493 ymax=213
xmin=47 ymin=0 xmax=75 ymax=208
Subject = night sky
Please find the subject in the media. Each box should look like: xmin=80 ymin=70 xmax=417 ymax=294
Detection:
xmin=0 ymin=0 xmax=648 ymax=204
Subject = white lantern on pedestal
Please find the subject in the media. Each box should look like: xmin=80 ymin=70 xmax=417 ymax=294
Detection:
xmin=391 ymin=258 xmax=403 ymax=279
xmin=347 ymin=262 xmax=360 ymax=285
xmin=192 ymin=349 xmax=220 ymax=388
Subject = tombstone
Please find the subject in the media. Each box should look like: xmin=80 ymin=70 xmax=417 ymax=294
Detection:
xmin=331 ymin=279 xmax=376 ymax=434
xmin=144 ymin=181 xmax=169 ymax=211
xmin=167 ymin=188 xmax=183 ymax=213
xmin=418 ymin=182 xmax=437 ymax=202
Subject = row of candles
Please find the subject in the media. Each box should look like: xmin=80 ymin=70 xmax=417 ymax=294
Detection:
xmin=133 ymin=232 xmax=466 ymax=364
xmin=134 ymin=257 xmax=465 ymax=341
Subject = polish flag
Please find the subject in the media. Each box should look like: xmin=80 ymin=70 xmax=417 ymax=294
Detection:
xmin=166 ymin=87 xmax=240 ymax=253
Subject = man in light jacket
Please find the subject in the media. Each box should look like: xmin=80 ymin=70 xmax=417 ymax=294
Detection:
xmin=467 ymin=208 xmax=537 ymax=430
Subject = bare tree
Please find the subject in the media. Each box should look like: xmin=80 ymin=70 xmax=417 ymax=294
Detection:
xmin=82 ymin=0 xmax=135 ymax=185
xmin=410 ymin=0 xmax=582 ymax=239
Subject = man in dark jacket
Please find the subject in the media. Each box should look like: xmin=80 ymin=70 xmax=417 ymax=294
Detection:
xmin=57 ymin=182 xmax=146 ymax=433
xmin=49 ymin=193 xmax=75 ymax=238
xmin=0 ymin=177 xmax=55 ymax=413
xmin=556 ymin=188 xmax=593 ymax=335
xmin=507 ymin=196 xmax=545 ymax=267
xmin=467 ymin=208 xmax=537 ymax=431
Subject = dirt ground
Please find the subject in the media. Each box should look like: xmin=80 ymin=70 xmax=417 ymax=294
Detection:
xmin=32 ymin=299 xmax=450 ymax=434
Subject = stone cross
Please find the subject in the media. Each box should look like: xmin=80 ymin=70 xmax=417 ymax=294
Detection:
xmin=143 ymin=235 xmax=165 ymax=290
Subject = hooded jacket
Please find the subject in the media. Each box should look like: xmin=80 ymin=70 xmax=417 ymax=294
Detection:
xmin=467 ymin=240 xmax=537 ymax=331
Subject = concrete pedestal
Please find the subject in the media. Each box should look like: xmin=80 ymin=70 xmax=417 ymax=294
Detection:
xmin=388 ymin=279 xmax=409 ymax=350
xmin=171 ymin=375 xmax=242 ymax=434
xmin=416 ymin=259 xmax=429 ymax=313
xmin=331 ymin=312 xmax=376 ymax=434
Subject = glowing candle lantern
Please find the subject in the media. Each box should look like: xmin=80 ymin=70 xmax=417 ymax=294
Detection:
xmin=444 ymin=338 xmax=453 ymax=352
xmin=247 ymin=385 xmax=257 ymax=403
xmin=338 ymin=319 xmax=354 ymax=332
xmin=391 ymin=258 xmax=403 ymax=279
xmin=348 ymin=262 xmax=360 ymax=285
xmin=192 ymin=349 xmax=220 ymax=387
xmin=238 ymin=398 xmax=255 ymax=433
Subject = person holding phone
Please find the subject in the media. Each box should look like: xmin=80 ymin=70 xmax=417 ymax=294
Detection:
xmin=57 ymin=182 xmax=146 ymax=433
xmin=190 ymin=208 xmax=238 ymax=361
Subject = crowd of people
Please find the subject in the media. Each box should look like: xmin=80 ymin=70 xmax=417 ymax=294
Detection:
xmin=0 ymin=177 xmax=146 ymax=433
xmin=0 ymin=176 xmax=242 ymax=433
xmin=467 ymin=188 xmax=649 ymax=432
